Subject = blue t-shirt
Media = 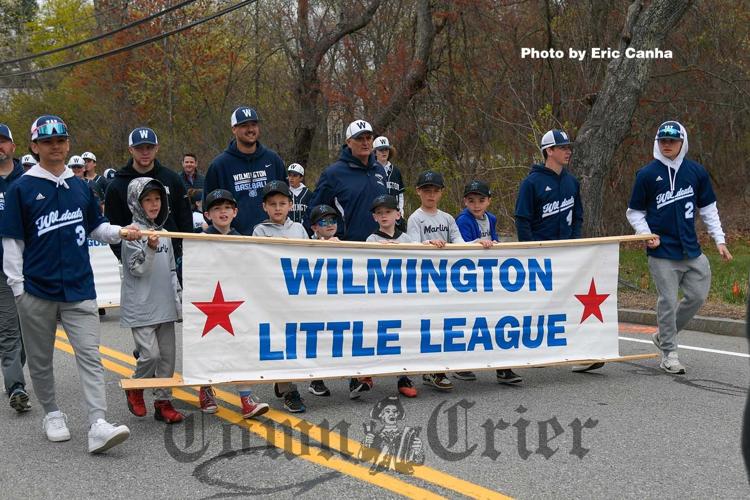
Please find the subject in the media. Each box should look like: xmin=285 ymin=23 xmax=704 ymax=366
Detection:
xmin=0 ymin=174 xmax=106 ymax=301
xmin=628 ymin=158 xmax=716 ymax=260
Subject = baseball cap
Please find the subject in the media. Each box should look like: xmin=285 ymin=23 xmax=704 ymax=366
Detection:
xmin=67 ymin=155 xmax=85 ymax=167
xmin=103 ymin=168 xmax=116 ymax=179
xmin=287 ymin=163 xmax=304 ymax=176
xmin=656 ymin=121 xmax=684 ymax=140
xmin=0 ymin=124 xmax=13 ymax=142
xmin=310 ymin=204 xmax=338 ymax=225
xmin=370 ymin=194 xmax=398 ymax=212
xmin=205 ymin=189 xmax=237 ymax=210
xmin=231 ymin=106 xmax=261 ymax=126
xmin=416 ymin=170 xmax=445 ymax=188
xmin=464 ymin=180 xmax=491 ymax=197
xmin=539 ymin=129 xmax=571 ymax=151
xmin=262 ymin=180 xmax=291 ymax=200
xmin=30 ymin=115 xmax=69 ymax=141
xmin=128 ymin=127 xmax=158 ymax=147
xmin=139 ymin=179 xmax=164 ymax=201
xmin=345 ymin=120 xmax=374 ymax=140
xmin=21 ymin=154 xmax=37 ymax=166
xmin=373 ymin=136 xmax=390 ymax=150
xmin=81 ymin=151 xmax=96 ymax=161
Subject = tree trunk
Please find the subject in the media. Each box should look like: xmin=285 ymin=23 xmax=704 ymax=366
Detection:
xmin=571 ymin=0 xmax=693 ymax=236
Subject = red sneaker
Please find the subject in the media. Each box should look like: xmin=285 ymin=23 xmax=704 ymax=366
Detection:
xmin=199 ymin=386 xmax=218 ymax=414
xmin=397 ymin=377 xmax=417 ymax=398
xmin=154 ymin=400 xmax=185 ymax=424
xmin=126 ymin=389 xmax=146 ymax=417
xmin=240 ymin=395 xmax=269 ymax=419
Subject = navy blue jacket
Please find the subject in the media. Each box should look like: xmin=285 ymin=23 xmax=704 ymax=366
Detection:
xmin=204 ymin=140 xmax=286 ymax=235
xmin=628 ymin=158 xmax=716 ymax=260
xmin=0 ymin=159 xmax=26 ymax=263
xmin=307 ymin=146 xmax=387 ymax=241
xmin=456 ymin=208 xmax=498 ymax=242
xmin=514 ymin=164 xmax=583 ymax=241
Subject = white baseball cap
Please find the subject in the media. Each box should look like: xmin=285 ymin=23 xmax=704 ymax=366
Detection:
xmin=345 ymin=120 xmax=373 ymax=140
xmin=81 ymin=151 xmax=96 ymax=161
xmin=373 ymin=136 xmax=390 ymax=150
xmin=287 ymin=163 xmax=304 ymax=176
xmin=21 ymin=154 xmax=37 ymax=166
xmin=67 ymin=155 xmax=84 ymax=167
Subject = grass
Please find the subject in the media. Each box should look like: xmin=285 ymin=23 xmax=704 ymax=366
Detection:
xmin=619 ymin=238 xmax=750 ymax=306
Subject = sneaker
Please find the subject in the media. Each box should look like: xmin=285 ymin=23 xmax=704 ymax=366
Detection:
xmin=349 ymin=377 xmax=374 ymax=399
xmin=9 ymin=386 xmax=31 ymax=412
xmin=126 ymin=389 xmax=147 ymax=417
xmin=98 ymin=308 xmax=106 ymax=316
xmin=154 ymin=400 xmax=185 ymax=424
xmin=43 ymin=412 xmax=71 ymax=442
xmin=660 ymin=352 xmax=686 ymax=374
xmin=496 ymin=369 xmax=522 ymax=384
xmin=308 ymin=380 xmax=331 ymax=397
xmin=571 ymin=362 xmax=605 ymax=373
xmin=132 ymin=349 xmax=140 ymax=360
xmin=240 ymin=394 xmax=269 ymax=419
xmin=273 ymin=383 xmax=283 ymax=398
xmin=88 ymin=418 xmax=130 ymax=453
xmin=199 ymin=386 xmax=218 ymax=414
xmin=397 ymin=376 xmax=417 ymax=398
xmin=453 ymin=371 xmax=477 ymax=381
xmin=422 ymin=373 xmax=453 ymax=391
xmin=283 ymin=390 xmax=306 ymax=413
xmin=652 ymin=332 xmax=662 ymax=350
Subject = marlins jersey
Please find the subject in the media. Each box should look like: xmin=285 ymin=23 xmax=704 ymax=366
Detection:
xmin=0 ymin=175 xmax=105 ymax=301
xmin=628 ymin=158 xmax=716 ymax=260
xmin=407 ymin=208 xmax=465 ymax=243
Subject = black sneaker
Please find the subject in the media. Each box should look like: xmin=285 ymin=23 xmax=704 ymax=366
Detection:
xmin=273 ymin=383 xmax=284 ymax=398
xmin=422 ymin=373 xmax=453 ymax=391
xmin=283 ymin=390 xmax=306 ymax=413
xmin=496 ymin=369 xmax=522 ymax=384
xmin=349 ymin=377 xmax=373 ymax=399
xmin=453 ymin=371 xmax=477 ymax=381
xmin=98 ymin=308 xmax=106 ymax=316
xmin=132 ymin=350 xmax=140 ymax=360
xmin=9 ymin=386 xmax=31 ymax=412
xmin=308 ymin=380 xmax=330 ymax=397
xmin=571 ymin=362 xmax=605 ymax=373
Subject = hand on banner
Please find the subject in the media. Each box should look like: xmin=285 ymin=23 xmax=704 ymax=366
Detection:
xmin=645 ymin=235 xmax=660 ymax=249
xmin=121 ymin=225 xmax=143 ymax=241
xmin=147 ymin=234 xmax=160 ymax=250
xmin=425 ymin=240 xmax=446 ymax=248
xmin=477 ymin=240 xmax=494 ymax=249
xmin=717 ymin=243 xmax=733 ymax=262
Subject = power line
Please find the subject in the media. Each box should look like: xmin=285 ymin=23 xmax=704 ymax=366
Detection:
xmin=2 ymin=0 xmax=198 ymax=65
xmin=0 ymin=0 xmax=257 ymax=79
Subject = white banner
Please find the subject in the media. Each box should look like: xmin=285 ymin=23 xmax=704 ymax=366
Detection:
xmin=89 ymin=239 xmax=121 ymax=307
xmin=181 ymin=239 xmax=620 ymax=385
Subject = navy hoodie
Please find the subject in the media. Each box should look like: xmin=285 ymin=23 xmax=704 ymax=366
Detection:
xmin=514 ymin=164 xmax=583 ymax=241
xmin=307 ymin=145 xmax=387 ymax=241
xmin=203 ymin=139 xmax=286 ymax=235
xmin=0 ymin=159 xmax=26 ymax=262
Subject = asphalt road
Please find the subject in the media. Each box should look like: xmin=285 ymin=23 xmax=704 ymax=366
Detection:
xmin=1 ymin=310 xmax=748 ymax=499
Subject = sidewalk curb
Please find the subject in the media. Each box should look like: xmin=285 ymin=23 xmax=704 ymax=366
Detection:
xmin=619 ymin=308 xmax=747 ymax=338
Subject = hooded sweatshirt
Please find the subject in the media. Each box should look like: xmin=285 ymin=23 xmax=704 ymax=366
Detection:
xmin=627 ymin=120 xmax=725 ymax=260
xmin=307 ymin=145 xmax=387 ymax=241
xmin=203 ymin=139 xmax=287 ymax=235
xmin=120 ymin=177 xmax=180 ymax=328
xmin=252 ymin=217 xmax=309 ymax=239
xmin=514 ymin=164 xmax=583 ymax=241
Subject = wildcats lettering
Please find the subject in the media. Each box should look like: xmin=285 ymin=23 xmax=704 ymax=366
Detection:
xmin=656 ymin=185 xmax=694 ymax=209
xmin=542 ymin=196 xmax=574 ymax=218
xmin=36 ymin=208 xmax=84 ymax=235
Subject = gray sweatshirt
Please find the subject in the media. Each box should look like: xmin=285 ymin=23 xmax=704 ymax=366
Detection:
xmin=252 ymin=218 xmax=309 ymax=239
xmin=120 ymin=177 xmax=180 ymax=328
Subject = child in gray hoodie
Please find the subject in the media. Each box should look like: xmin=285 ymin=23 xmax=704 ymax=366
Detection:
xmin=121 ymin=177 xmax=185 ymax=424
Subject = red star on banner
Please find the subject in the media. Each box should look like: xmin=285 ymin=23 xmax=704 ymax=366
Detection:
xmin=192 ymin=282 xmax=244 ymax=337
xmin=575 ymin=278 xmax=610 ymax=323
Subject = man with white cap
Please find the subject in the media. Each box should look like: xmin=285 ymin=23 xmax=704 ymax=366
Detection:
xmin=307 ymin=119 xmax=387 ymax=241
xmin=21 ymin=154 xmax=37 ymax=171
xmin=204 ymin=106 xmax=286 ymax=235
xmin=286 ymin=163 xmax=312 ymax=226
xmin=67 ymin=155 xmax=85 ymax=178
xmin=373 ymin=136 xmax=406 ymax=229
xmin=627 ymin=120 xmax=732 ymax=375
xmin=0 ymin=123 xmax=29 ymax=413
xmin=81 ymin=151 xmax=109 ymax=207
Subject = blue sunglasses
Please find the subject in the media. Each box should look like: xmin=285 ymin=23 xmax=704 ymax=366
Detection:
xmin=316 ymin=217 xmax=337 ymax=227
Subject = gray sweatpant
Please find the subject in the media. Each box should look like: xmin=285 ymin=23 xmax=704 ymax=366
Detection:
xmin=0 ymin=270 xmax=25 ymax=394
xmin=16 ymin=293 xmax=107 ymax=425
xmin=132 ymin=322 xmax=176 ymax=401
xmin=648 ymin=254 xmax=711 ymax=353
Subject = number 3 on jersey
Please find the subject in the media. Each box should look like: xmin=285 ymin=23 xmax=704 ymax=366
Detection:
xmin=684 ymin=201 xmax=694 ymax=219
xmin=75 ymin=225 xmax=86 ymax=246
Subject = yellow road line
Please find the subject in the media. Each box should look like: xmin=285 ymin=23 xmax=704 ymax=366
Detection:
xmin=54 ymin=338 xmax=444 ymax=500
xmin=57 ymin=330 xmax=511 ymax=499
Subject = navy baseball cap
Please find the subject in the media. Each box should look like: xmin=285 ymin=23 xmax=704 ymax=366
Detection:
xmin=464 ymin=180 xmax=491 ymax=197
xmin=416 ymin=170 xmax=445 ymax=188
xmin=128 ymin=127 xmax=158 ymax=147
xmin=231 ymin=106 xmax=261 ymax=126
xmin=310 ymin=204 xmax=338 ymax=225
xmin=30 ymin=115 xmax=69 ymax=141
xmin=262 ymin=180 xmax=291 ymax=200
xmin=540 ymin=129 xmax=571 ymax=151
xmin=205 ymin=189 xmax=237 ymax=210
xmin=656 ymin=121 xmax=684 ymax=140
xmin=0 ymin=124 xmax=12 ymax=142
xmin=371 ymin=194 xmax=398 ymax=212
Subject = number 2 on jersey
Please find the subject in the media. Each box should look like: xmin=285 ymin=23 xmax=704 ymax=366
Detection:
xmin=684 ymin=201 xmax=694 ymax=219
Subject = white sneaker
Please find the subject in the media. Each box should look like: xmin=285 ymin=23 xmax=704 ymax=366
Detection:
xmin=88 ymin=419 xmax=130 ymax=454
xmin=660 ymin=352 xmax=686 ymax=374
xmin=43 ymin=411 xmax=71 ymax=442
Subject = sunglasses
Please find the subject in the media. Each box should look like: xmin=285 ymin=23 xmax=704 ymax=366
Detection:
xmin=33 ymin=122 xmax=68 ymax=139
xmin=71 ymin=165 xmax=84 ymax=169
xmin=316 ymin=217 xmax=337 ymax=227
